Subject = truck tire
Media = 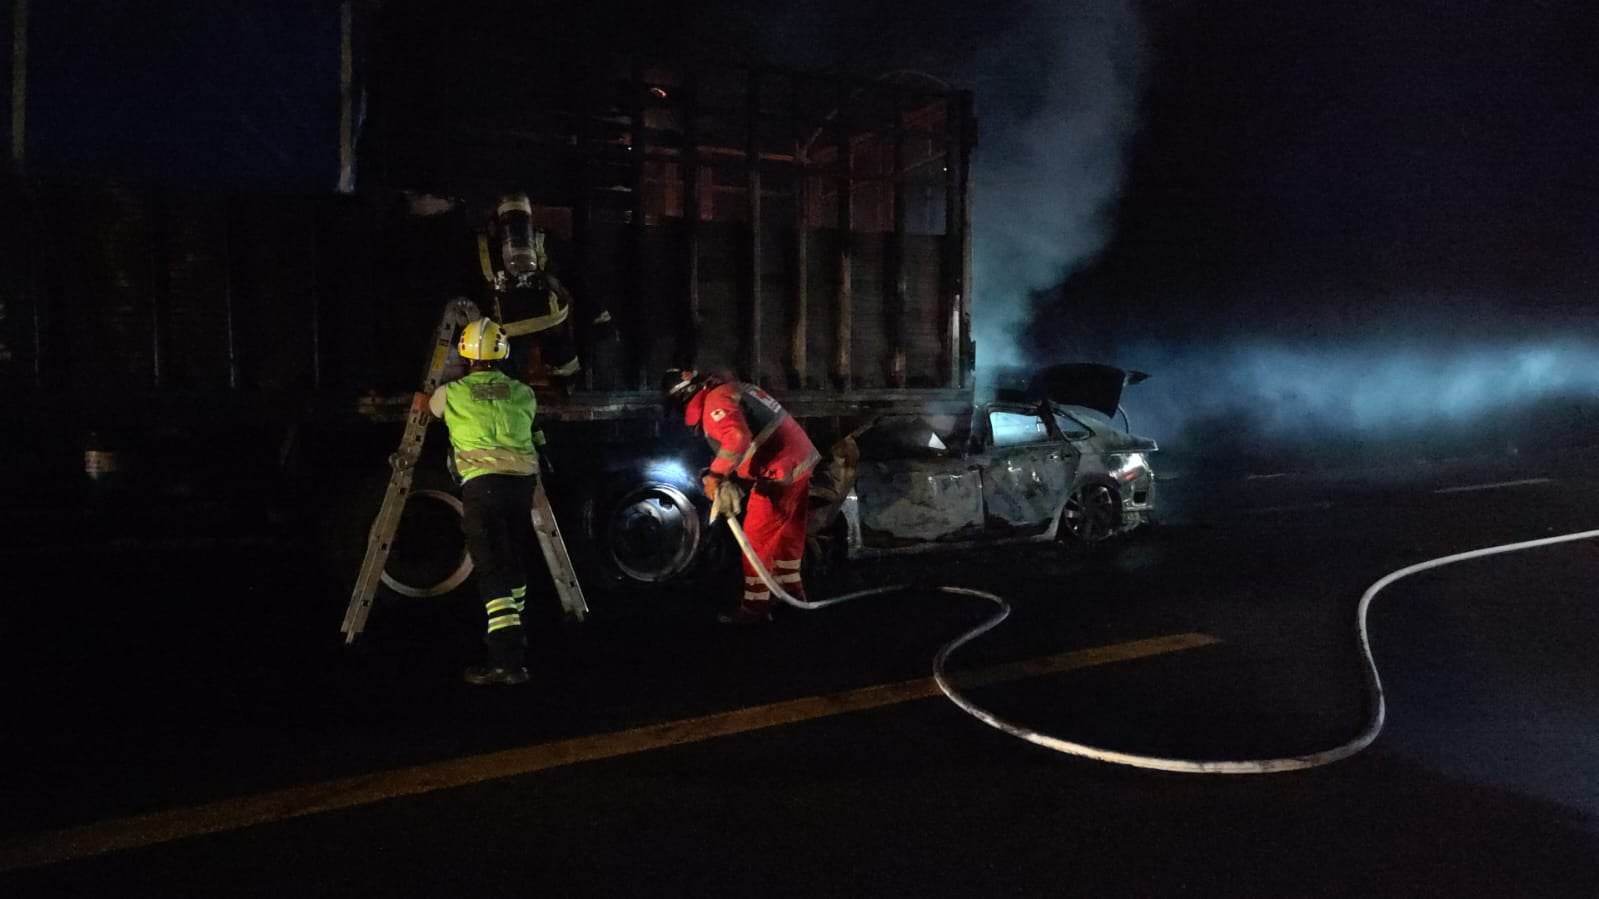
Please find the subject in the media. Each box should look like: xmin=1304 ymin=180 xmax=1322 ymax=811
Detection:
xmin=320 ymin=468 xmax=474 ymax=604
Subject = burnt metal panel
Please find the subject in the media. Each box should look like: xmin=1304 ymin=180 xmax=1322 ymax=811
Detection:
xmin=744 ymin=71 xmax=763 ymax=383
xmin=901 ymin=236 xmax=946 ymax=388
xmin=635 ymin=222 xmax=689 ymax=382
xmin=888 ymin=124 xmax=907 ymax=387
xmin=849 ymin=233 xmax=889 ymax=388
xmin=957 ymin=93 xmax=975 ymax=389
xmin=627 ymin=59 xmax=647 ymax=390
xmin=691 ymin=221 xmax=744 ymax=375
xmin=681 ymin=70 xmax=701 ymax=365
xmin=856 ymin=458 xmax=984 ymax=545
xmin=790 ymin=114 xmax=809 ymax=389
xmin=943 ymin=94 xmax=962 ymax=388
xmin=805 ymin=225 xmax=842 ymax=392
xmin=835 ymin=121 xmax=853 ymax=390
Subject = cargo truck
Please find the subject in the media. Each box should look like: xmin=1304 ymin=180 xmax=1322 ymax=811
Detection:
xmin=0 ymin=21 xmax=977 ymax=600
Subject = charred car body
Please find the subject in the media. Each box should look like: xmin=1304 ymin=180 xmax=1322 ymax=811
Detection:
xmin=809 ymin=364 xmax=1158 ymax=558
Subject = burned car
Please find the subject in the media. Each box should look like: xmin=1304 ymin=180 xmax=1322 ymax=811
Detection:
xmin=809 ymin=364 xmax=1158 ymax=558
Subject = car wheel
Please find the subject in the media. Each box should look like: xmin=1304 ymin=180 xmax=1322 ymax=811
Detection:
xmin=1060 ymin=481 xmax=1122 ymax=545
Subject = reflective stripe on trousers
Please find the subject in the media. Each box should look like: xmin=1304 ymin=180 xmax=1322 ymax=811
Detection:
xmin=737 ymin=474 xmax=810 ymax=606
xmin=773 ymin=559 xmax=803 ymax=585
xmin=486 ymin=590 xmax=526 ymax=633
xmin=460 ymin=475 xmax=536 ymax=665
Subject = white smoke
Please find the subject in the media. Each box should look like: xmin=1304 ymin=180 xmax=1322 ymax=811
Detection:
xmin=970 ymin=0 xmax=1145 ymax=377
xmin=1117 ymin=337 xmax=1599 ymax=452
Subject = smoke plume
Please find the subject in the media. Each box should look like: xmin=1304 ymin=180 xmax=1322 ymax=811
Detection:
xmin=969 ymin=0 xmax=1145 ymax=376
xmin=1116 ymin=334 xmax=1599 ymax=467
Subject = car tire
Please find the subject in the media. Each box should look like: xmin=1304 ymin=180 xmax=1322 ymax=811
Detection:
xmin=1058 ymin=480 xmax=1123 ymax=547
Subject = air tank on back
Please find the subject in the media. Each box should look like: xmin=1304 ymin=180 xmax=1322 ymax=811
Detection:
xmin=495 ymin=193 xmax=540 ymax=279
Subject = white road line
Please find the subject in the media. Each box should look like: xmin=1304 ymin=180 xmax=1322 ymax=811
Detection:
xmin=1251 ymin=501 xmax=1335 ymax=514
xmin=1433 ymin=478 xmax=1554 ymax=495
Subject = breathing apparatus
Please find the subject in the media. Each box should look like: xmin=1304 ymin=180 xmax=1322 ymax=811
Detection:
xmin=482 ymin=193 xmax=549 ymax=290
xmin=715 ymin=503 xmax=1599 ymax=774
xmin=479 ymin=193 xmax=568 ymax=332
xmin=474 ymin=191 xmax=588 ymax=382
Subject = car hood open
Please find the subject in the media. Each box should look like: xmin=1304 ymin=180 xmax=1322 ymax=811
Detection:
xmin=1028 ymin=363 xmax=1150 ymax=418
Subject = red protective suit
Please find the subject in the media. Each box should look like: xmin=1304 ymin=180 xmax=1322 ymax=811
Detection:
xmin=686 ymin=381 xmax=820 ymax=611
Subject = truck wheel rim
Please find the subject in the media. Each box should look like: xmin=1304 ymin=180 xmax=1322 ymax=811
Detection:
xmin=377 ymin=489 xmax=475 ymax=598
xmin=606 ymin=484 xmax=701 ymax=583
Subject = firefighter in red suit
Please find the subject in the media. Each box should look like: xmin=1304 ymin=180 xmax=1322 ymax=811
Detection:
xmin=662 ymin=369 xmax=821 ymax=624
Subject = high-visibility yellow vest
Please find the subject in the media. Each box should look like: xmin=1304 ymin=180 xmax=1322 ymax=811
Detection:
xmin=440 ymin=371 xmax=538 ymax=481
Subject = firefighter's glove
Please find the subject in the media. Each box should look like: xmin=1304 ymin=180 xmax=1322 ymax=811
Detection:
xmin=716 ymin=482 xmax=745 ymax=521
xmin=701 ymin=473 xmax=722 ymax=500
xmin=706 ymin=476 xmax=744 ymax=523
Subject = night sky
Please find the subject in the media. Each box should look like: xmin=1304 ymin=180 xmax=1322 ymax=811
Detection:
xmin=1073 ymin=0 xmax=1599 ymax=342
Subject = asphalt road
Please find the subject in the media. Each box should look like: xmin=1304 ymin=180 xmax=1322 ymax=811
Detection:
xmin=4 ymin=449 xmax=1599 ymax=896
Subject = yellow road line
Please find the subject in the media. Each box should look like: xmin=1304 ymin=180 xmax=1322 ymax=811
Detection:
xmin=0 ymin=632 xmax=1218 ymax=873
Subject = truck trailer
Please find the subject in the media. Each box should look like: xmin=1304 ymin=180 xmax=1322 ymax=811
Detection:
xmin=0 ymin=14 xmax=977 ymax=601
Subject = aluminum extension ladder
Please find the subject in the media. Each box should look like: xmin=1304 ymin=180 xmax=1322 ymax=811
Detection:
xmin=340 ymin=298 xmax=589 ymax=645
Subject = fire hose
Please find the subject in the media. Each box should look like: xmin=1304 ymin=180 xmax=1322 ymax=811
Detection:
xmin=716 ymin=488 xmax=1599 ymax=774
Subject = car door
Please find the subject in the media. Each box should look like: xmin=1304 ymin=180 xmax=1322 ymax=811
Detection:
xmin=852 ymin=417 xmax=985 ymax=547
xmin=978 ymin=405 xmax=1076 ymax=533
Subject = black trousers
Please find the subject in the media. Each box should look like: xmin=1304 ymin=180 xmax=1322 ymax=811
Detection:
xmin=461 ymin=473 xmax=537 ymax=666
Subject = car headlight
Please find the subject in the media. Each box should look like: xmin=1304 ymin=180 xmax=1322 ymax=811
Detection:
xmin=1109 ymin=452 xmax=1149 ymax=480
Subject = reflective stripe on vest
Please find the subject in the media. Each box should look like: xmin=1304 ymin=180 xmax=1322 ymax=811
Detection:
xmin=732 ymin=383 xmax=789 ymax=473
xmin=764 ymin=446 xmax=821 ymax=485
xmin=699 ymin=383 xmax=820 ymax=485
xmin=737 ymin=413 xmax=786 ymax=473
xmin=455 ymin=448 xmax=538 ymax=476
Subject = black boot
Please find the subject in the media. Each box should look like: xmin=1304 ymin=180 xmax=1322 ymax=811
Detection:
xmin=465 ymin=627 xmax=529 ymax=685
xmin=462 ymin=664 xmax=530 ymax=686
xmin=716 ymin=603 xmax=774 ymax=625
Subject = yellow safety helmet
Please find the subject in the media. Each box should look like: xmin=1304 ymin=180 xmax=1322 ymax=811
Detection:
xmin=458 ymin=317 xmax=510 ymax=361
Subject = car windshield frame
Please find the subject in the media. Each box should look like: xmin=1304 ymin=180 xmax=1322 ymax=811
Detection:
xmin=1051 ymin=403 xmax=1116 ymax=439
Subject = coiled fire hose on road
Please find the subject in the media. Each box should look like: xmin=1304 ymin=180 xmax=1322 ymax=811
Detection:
xmin=718 ymin=488 xmax=1599 ymax=774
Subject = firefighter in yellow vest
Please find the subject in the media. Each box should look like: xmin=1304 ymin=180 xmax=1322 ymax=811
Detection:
xmin=427 ymin=318 xmax=543 ymax=686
